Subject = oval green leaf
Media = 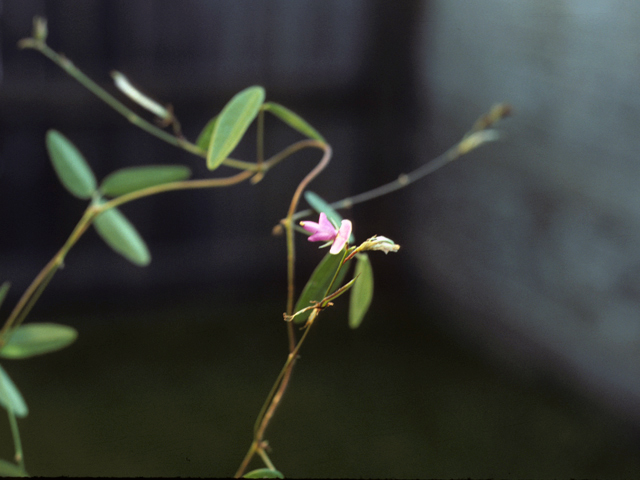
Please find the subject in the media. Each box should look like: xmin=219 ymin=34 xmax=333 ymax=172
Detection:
xmin=349 ymin=253 xmax=374 ymax=329
xmin=93 ymin=206 xmax=151 ymax=266
xmin=100 ymin=165 xmax=191 ymax=197
xmin=0 ymin=282 xmax=10 ymax=312
xmin=304 ymin=191 xmax=355 ymax=243
xmin=207 ymin=86 xmax=265 ymax=170
xmin=45 ymin=130 xmax=97 ymax=199
xmin=263 ymin=102 xmax=326 ymax=143
xmin=195 ymin=115 xmax=219 ymax=151
xmin=0 ymin=365 xmax=28 ymax=418
xmin=294 ymin=251 xmax=351 ymax=324
xmin=0 ymin=459 xmax=27 ymax=477
xmin=0 ymin=323 xmax=78 ymax=359
xmin=243 ymin=468 xmax=284 ymax=479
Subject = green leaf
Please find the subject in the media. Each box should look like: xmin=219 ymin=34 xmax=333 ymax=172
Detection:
xmin=243 ymin=468 xmax=284 ymax=479
xmin=349 ymin=253 xmax=374 ymax=329
xmin=195 ymin=115 xmax=219 ymax=151
xmin=293 ymin=251 xmax=351 ymax=324
xmin=207 ymin=86 xmax=265 ymax=170
xmin=304 ymin=191 xmax=355 ymax=243
xmin=0 ymin=459 xmax=27 ymax=477
xmin=304 ymin=191 xmax=342 ymax=228
xmin=0 ymin=283 xmax=9 ymax=312
xmin=0 ymin=323 xmax=78 ymax=359
xmin=100 ymin=165 xmax=191 ymax=197
xmin=45 ymin=130 xmax=97 ymax=199
xmin=93 ymin=206 xmax=151 ymax=266
xmin=0 ymin=365 xmax=28 ymax=418
xmin=263 ymin=102 xmax=326 ymax=143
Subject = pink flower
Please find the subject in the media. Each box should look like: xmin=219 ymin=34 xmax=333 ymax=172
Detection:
xmin=300 ymin=213 xmax=353 ymax=255
xmin=300 ymin=212 xmax=336 ymax=242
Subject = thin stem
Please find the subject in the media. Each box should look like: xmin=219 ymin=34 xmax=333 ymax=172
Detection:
xmin=18 ymin=38 xmax=257 ymax=172
xmin=323 ymin=248 xmax=351 ymax=299
xmin=284 ymin=142 xmax=332 ymax=316
xmin=102 ymin=170 xmax=254 ymax=211
xmin=289 ymin=103 xmax=510 ymax=223
xmin=251 ymin=109 xmax=266 ymax=184
xmin=7 ymin=409 xmax=25 ymax=473
xmin=0 ymin=207 xmax=97 ymax=342
xmin=235 ymin=441 xmax=259 ymax=479
xmin=291 ymin=144 xmax=457 ymax=223
xmin=20 ymin=39 xmax=193 ymax=150
xmin=236 ymin=140 xmax=331 ymax=476
xmin=252 ymin=323 xmax=312 ymax=438
xmin=263 ymin=139 xmax=323 ymax=172
xmin=0 ymin=170 xmax=253 ymax=344
xmin=257 ymin=447 xmax=276 ymax=471
xmin=236 ymin=322 xmax=314 ymax=478
xmin=254 ymin=330 xmax=308 ymax=445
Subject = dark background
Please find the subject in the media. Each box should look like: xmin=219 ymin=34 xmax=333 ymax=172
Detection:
xmin=1 ymin=1 xmax=640 ymax=477
xmin=0 ymin=0 xmax=422 ymax=305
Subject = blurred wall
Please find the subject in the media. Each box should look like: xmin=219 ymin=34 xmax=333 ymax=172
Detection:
xmin=411 ymin=0 xmax=640 ymax=422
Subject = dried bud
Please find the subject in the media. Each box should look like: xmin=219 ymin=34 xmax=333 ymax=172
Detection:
xmin=358 ymin=236 xmax=400 ymax=254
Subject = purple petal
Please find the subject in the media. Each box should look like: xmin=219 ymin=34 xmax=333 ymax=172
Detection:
xmin=317 ymin=212 xmax=335 ymax=231
xmin=300 ymin=212 xmax=337 ymax=243
xmin=308 ymin=230 xmax=337 ymax=242
xmin=301 ymin=220 xmax=321 ymax=234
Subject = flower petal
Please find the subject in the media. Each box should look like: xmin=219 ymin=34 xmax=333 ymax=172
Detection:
xmin=308 ymin=230 xmax=337 ymax=242
xmin=300 ymin=220 xmax=319 ymax=233
xmin=318 ymin=212 xmax=335 ymax=231
xmin=301 ymin=212 xmax=338 ymax=243
xmin=330 ymin=219 xmax=352 ymax=254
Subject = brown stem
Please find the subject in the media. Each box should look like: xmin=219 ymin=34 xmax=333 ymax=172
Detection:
xmin=284 ymin=143 xmax=332 ymax=317
xmin=235 ymin=142 xmax=332 ymax=477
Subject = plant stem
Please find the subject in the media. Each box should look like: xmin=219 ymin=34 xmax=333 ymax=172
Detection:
xmin=102 ymin=170 xmax=254 ymax=211
xmin=235 ymin=142 xmax=332 ymax=477
xmin=3 ymin=39 xmax=333 ymax=349
xmin=7 ymin=408 xmax=25 ymax=474
xmin=257 ymin=447 xmax=276 ymax=471
xmin=0 ymin=166 xmax=257 ymax=343
xmin=291 ymin=144 xmax=458 ymax=222
xmin=251 ymin=109 xmax=266 ymax=184
xmin=235 ymin=440 xmax=259 ymax=478
xmin=284 ymin=142 xmax=332 ymax=315
xmin=235 ymin=322 xmax=314 ymax=478
xmin=290 ymin=104 xmax=510 ymax=222
xmin=17 ymin=37 xmax=257 ymax=172
xmin=0 ymin=206 xmax=97 ymax=343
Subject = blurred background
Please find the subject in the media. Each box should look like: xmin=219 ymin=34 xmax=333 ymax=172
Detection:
xmin=2 ymin=0 xmax=640 ymax=477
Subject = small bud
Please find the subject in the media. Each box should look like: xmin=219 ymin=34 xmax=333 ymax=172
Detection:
xmin=489 ymin=103 xmax=513 ymax=123
xmin=33 ymin=16 xmax=48 ymax=42
xmin=358 ymin=235 xmax=400 ymax=254
xmin=272 ymin=224 xmax=284 ymax=236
